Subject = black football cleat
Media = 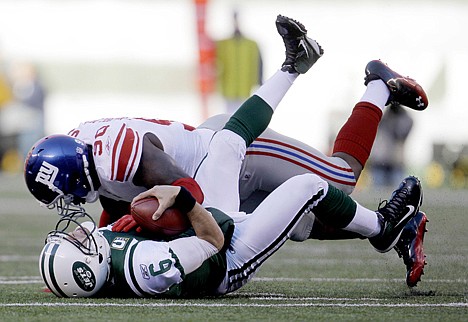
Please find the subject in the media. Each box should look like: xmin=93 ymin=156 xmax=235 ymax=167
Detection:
xmin=364 ymin=60 xmax=428 ymax=110
xmin=369 ymin=176 xmax=423 ymax=253
xmin=275 ymin=15 xmax=323 ymax=74
xmin=394 ymin=211 xmax=428 ymax=287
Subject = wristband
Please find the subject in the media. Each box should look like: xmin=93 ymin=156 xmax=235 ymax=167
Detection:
xmin=173 ymin=187 xmax=196 ymax=214
xmin=171 ymin=177 xmax=204 ymax=204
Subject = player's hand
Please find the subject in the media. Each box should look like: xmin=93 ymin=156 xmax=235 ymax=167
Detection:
xmin=132 ymin=185 xmax=180 ymax=220
xmin=112 ymin=214 xmax=142 ymax=233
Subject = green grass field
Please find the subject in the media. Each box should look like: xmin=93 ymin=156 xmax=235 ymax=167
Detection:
xmin=0 ymin=173 xmax=466 ymax=321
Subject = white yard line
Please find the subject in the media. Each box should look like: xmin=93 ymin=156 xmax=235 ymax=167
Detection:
xmin=1 ymin=302 xmax=467 ymax=308
xmin=255 ymin=277 xmax=468 ymax=283
xmin=0 ymin=276 xmax=466 ymax=284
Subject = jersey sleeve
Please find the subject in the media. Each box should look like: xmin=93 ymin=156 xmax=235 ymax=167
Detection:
xmin=73 ymin=119 xmax=145 ymax=201
xmin=125 ymin=239 xmax=182 ymax=296
xmin=125 ymin=236 xmax=217 ymax=297
xmin=168 ymin=236 xmax=219 ymax=274
xmin=99 ymin=122 xmax=142 ymax=184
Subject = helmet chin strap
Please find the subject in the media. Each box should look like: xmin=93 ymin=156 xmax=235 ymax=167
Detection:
xmin=82 ymin=155 xmax=99 ymax=203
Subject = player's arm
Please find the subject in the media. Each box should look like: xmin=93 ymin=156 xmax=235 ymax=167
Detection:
xmin=112 ymin=136 xmax=189 ymax=231
xmin=133 ymin=133 xmax=204 ymax=203
xmin=133 ymin=185 xmax=224 ymax=251
xmin=99 ymin=195 xmax=131 ymax=222
xmin=126 ymin=187 xmax=224 ymax=295
xmin=133 ymin=133 xmax=189 ymax=188
xmin=113 ymin=133 xmax=204 ymax=232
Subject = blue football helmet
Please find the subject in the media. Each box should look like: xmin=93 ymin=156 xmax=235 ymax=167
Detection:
xmin=24 ymin=135 xmax=99 ymax=215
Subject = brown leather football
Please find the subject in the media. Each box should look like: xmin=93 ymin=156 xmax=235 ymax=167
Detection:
xmin=131 ymin=197 xmax=190 ymax=237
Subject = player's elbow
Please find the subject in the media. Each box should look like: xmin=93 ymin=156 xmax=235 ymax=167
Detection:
xmin=189 ymin=204 xmax=225 ymax=251
xmin=207 ymin=229 xmax=224 ymax=251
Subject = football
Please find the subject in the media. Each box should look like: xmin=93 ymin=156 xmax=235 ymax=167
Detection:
xmin=131 ymin=197 xmax=190 ymax=237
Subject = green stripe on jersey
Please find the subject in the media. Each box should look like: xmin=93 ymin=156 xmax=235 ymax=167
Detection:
xmin=128 ymin=241 xmax=152 ymax=297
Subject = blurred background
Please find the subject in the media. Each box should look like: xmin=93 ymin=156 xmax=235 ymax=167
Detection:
xmin=0 ymin=0 xmax=467 ymax=190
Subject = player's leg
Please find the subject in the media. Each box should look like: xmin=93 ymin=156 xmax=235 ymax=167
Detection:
xmin=199 ymin=114 xmax=356 ymax=200
xmin=201 ymin=28 xmax=429 ymax=287
xmin=195 ymin=15 xmax=323 ymax=211
xmin=242 ymin=62 xmax=413 ymax=194
xmin=201 ymin=62 xmax=428 ymax=204
xmin=327 ymin=61 xmax=429 ymax=286
xmin=216 ymin=173 xmax=330 ymax=294
xmin=217 ymin=173 xmax=422 ymax=294
xmin=241 ymin=61 xmax=429 ymax=287
xmin=331 ymin=60 xmax=428 ymax=178
xmin=222 ymin=14 xmax=324 ymax=148
xmin=242 ymin=127 xmax=356 ymax=198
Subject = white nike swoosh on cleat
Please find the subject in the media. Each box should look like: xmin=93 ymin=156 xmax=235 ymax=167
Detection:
xmin=299 ymin=39 xmax=310 ymax=58
xmin=305 ymin=38 xmax=322 ymax=56
xmin=396 ymin=205 xmax=415 ymax=227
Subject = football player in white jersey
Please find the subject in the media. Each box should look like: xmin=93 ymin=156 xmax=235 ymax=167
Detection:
xmin=26 ymin=15 xmax=325 ymax=218
xmin=39 ymin=174 xmax=423 ymax=298
xmin=26 ymin=15 xmax=428 ymax=287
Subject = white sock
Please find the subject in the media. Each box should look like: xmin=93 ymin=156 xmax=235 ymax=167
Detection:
xmin=254 ymin=70 xmax=298 ymax=111
xmin=359 ymin=79 xmax=390 ymax=112
xmin=343 ymin=202 xmax=381 ymax=237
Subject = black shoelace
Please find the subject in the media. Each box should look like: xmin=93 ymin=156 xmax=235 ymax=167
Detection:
xmin=377 ymin=188 xmax=410 ymax=223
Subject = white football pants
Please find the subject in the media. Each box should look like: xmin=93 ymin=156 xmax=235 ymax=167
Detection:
xmin=215 ymin=173 xmax=328 ymax=294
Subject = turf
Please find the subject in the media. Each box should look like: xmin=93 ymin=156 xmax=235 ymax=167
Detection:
xmin=0 ymin=174 xmax=466 ymax=321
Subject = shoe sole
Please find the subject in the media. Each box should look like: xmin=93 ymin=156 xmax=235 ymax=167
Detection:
xmin=389 ymin=78 xmax=428 ymax=110
xmin=276 ymin=15 xmax=307 ymax=35
xmin=365 ymin=60 xmax=428 ymax=110
xmin=406 ymin=212 xmax=428 ymax=287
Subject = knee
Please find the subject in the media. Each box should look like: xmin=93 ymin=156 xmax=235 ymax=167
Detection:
xmin=292 ymin=173 xmax=328 ymax=196
xmin=197 ymin=114 xmax=230 ymax=131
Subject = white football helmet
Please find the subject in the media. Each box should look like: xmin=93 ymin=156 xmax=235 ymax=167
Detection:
xmin=39 ymin=213 xmax=111 ymax=297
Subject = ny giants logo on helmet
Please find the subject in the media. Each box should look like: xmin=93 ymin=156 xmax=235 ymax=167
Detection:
xmin=34 ymin=144 xmax=84 ymax=194
xmin=35 ymin=161 xmax=60 ymax=192
xmin=72 ymin=262 xmax=97 ymax=291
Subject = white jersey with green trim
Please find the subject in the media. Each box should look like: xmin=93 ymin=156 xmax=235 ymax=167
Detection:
xmin=102 ymin=228 xmax=218 ymax=297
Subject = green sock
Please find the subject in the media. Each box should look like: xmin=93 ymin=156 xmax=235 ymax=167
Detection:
xmin=223 ymin=95 xmax=273 ymax=146
xmin=312 ymin=184 xmax=357 ymax=228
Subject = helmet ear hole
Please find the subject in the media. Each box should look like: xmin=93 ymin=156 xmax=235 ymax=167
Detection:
xmin=99 ymin=253 xmax=103 ymax=264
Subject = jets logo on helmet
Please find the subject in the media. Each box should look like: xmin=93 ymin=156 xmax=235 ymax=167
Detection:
xmin=72 ymin=262 xmax=97 ymax=291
